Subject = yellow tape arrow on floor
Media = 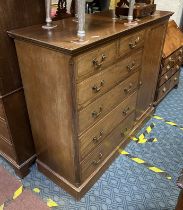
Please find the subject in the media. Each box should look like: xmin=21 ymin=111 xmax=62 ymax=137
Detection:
xmin=131 ymin=123 xmax=157 ymax=144
xmin=119 ymin=149 xmax=172 ymax=180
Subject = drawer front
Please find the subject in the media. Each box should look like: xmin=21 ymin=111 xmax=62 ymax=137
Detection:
xmin=157 ymin=80 xmax=171 ymax=101
xmin=79 ymin=92 xmax=137 ymax=160
xmin=159 ymin=71 xmax=172 ymax=87
xmin=0 ymin=136 xmax=16 ymax=160
xmin=0 ymin=118 xmax=11 ymax=143
xmin=119 ymin=30 xmax=145 ymax=57
xmin=80 ymin=111 xmax=135 ymax=181
xmin=78 ymin=71 xmax=139 ymax=133
xmin=75 ymin=41 xmax=117 ymax=79
xmin=161 ymin=63 xmax=173 ymax=76
xmin=78 ymin=50 xmax=142 ymax=106
xmin=161 ymin=62 xmax=180 ymax=78
xmin=0 ymin=100 xmax=5 ymax=120
xmin=162 ymin=53 xmax=177 ymax=67
xmin=170 ymin=71 xmax=180 ymax=89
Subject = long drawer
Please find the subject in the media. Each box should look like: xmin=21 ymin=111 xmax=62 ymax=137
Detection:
xmin=79 ymin=92 xmax=137 ymax=160
xmin=0 ymin=118 xmax=11 ymax=143
xmin=78 ymin=71 xmax=139 ymax=134
xmin=0 ymin=136 xmax=15 ymax=160
xmin=77 ymin=50 xmax=142 ymax=107
xmin=119 ymin=30 xmax=145 ymax=57
xmin=80 ymin=111 xmax=135 ymax=181
xmin=75 ymin=41 xmax=117 ymax=79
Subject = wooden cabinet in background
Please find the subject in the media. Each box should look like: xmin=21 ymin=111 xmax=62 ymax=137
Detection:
xmin=0 ymin=0 xmax=45 ymax=177
xmin=9 ymin=11 xmax=171 ymax=198
xmin=154 ymin=20 xmax=183 ymax=105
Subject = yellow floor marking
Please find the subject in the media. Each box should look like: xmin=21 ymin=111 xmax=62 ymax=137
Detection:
xmin=0 ymin=204 xmax=4 ymax=210
xmin=153 ymin=115 xmax=164 ymax=120
xmin=138 ymin=138 xmax=147 ymax=144
xmin=148 ymin=167 xmax=164 ymax=173
xmin=146 ymin=126 xmax=152 ymax=133
xmin=13 ymin=186 xmax=23 ymax=200
xmin=119 ymin=149 xmax=129 ymax=155
xmin=166 ymin=122 xmax=177 ymax=126
xmin=131 ymin=158 xmax=145 ymax=164
xmin=47 ymin=198 xmax=58 ymax=208
xmin=33 ymin=188 xmax=40 ymax=193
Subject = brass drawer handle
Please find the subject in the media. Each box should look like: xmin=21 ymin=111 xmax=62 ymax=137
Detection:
xmin=92 ymin=107 xmax=102 ymax=118
xmin=162 ymin=87 xmax=167 ymax=93
xmin=166 ymin=65 xmax=171 ymax=70
xmin=174 ymin=77 xmax=178 ymax=82
xmin=129 ymin=37 xmax=140 ymax=49
xmin=122 ymin=107 xmax=130 ymax=116
xmin=164 ymin=75 xmax=169 ymax=81
xmin=92 ymin=80 xmax=105 ymax=93
xmin=168 ymin=57 xmax=175 ymax=64
xmin=92 ymin=153 xmax=103 ymax=166
xmin=176 ymin=65 xmax=180 ymax=70
xmin=124 ymin=83 xmax=133 ymax=93
xmin=92 ymin=54 xmax=107 ymax=69
xmin=93 ymin=131 xmax=103 ymax=144
xmin=178 ymin=56 xmax=182 ymax=62
xmin=127 ymin=61 xmax=136 ymax=72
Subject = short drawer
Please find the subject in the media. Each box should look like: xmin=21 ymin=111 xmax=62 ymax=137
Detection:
xmin=0 ymin=136 xmax=15 ymax=160
xmin=79 ymin=92 xmax=137 ymax=160
xmin=77 ymin=50 xmax=142 ymax=106
xmin=170 ymin=71 xmax=180 ymax=89
xmin=0 ymin=118 xmax=11 ymax=143
xmin=159 ymin=71 xmax=172 ymax=87
xmin=161 ymin=62 xmax=175 ymax=76
xmin=162 ymin=53 xmax=177 ymax=67
xmin=119 ymin=30 xmax=145 ymax=57
xmin=80 ymin=111 xmax=135 ymax=181
xmin=0 ymin=100 xmax=6 ymax=121
xmin=78 ymin=71 xmax=139 ymax=133
xmin=75 ymin=41 xmax=117 ymax=79
xmin=157 ymin=80 xmax=171 ymax=101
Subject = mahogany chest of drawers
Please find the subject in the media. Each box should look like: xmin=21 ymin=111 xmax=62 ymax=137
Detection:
xmin=9 ymin=11 xmax=171 ymax=198
xmin=0 ymin=0 xmax=45 ymax=177
xmin=155 ymin=20 xmax=183 ymax=104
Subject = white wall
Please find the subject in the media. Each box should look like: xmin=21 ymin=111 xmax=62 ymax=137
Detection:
xmin=155 ymin=0 xmax=183 ymax=26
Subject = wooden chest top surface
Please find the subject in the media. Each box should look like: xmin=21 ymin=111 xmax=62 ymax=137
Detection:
xmin=8 ymin=10 xmax=172 ymax=55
